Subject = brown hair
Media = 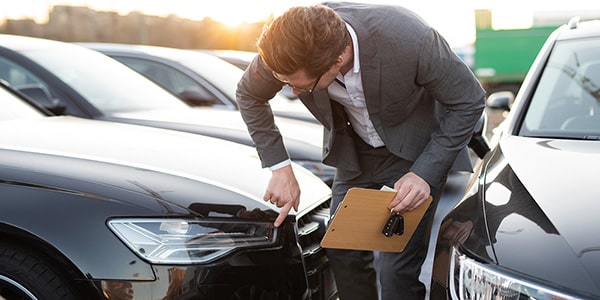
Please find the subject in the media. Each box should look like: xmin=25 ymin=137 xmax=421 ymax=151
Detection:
xmin=257 ymin=5 xmax=350 ymax=78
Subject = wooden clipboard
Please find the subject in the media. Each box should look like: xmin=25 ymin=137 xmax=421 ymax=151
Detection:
xmin=321 ymin=187 xmax=432 ymax=252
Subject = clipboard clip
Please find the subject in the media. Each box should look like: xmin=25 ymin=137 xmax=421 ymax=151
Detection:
xmin=382 ymin=214 xmax=404 ymax=237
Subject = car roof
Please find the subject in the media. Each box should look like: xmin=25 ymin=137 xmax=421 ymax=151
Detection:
xmin=0 ymin=34 xmax=77 ymax=51
xmin=79 ymin=42 xmax=230 ymax=66
xmin=555 ymin=18 xmax=600 ymax=41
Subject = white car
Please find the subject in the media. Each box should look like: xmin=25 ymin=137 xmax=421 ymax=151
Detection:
xmin=80 ymin=43 xmax=315 ymax=123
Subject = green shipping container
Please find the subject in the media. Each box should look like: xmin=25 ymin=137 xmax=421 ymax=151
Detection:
xmin=474 ymin=25 xmax=558 ymax=84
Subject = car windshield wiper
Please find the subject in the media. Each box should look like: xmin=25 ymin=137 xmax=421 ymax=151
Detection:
xmin=523 ymin=134 xmax=600 ymax=140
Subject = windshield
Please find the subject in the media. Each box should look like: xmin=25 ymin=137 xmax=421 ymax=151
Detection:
xmin=21 ymin=45 xmax=188 ymax=113
xmin=0 ymin=86 xmax=45 ymax=121
xmin=519 ymin=37 xmax=600 ymax=139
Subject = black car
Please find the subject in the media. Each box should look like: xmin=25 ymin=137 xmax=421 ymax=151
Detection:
xmin=0 ymin=82 xmax=336 ymax=300
xmin=0 ymin=34 xmax=336 ymax=186
xmin=430 ymin=18 xmax=600 ymax=299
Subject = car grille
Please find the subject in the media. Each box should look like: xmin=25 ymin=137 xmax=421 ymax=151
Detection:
xmin=296 ymin=200 xmax=337 ymax=300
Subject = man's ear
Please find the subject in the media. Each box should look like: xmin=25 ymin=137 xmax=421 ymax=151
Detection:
xmin=336 ymin=55 xmax=344 ymax=66
xmin=336 ymin=44 xmax=352 ymax=67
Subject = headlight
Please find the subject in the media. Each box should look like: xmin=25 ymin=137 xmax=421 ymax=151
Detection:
xmin=450 ymin=247 xmax=578 ymax=300
xmin=108 ymin=218 xmax=277 ymax=264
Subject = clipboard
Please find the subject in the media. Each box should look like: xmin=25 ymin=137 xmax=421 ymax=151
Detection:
xmin=321 ymin=187 xmax=432 ymax=252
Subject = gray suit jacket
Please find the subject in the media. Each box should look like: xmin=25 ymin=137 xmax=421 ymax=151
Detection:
xmin=237 ymin=2 xmax=485 ymax=187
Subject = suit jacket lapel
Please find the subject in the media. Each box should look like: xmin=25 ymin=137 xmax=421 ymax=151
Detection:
xmin=361 ymin=60 xmax=383 ymax=132
xmin=338 ymin=11 xmax=385 ymax=137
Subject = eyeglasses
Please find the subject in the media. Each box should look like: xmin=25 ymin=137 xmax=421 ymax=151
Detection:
xmin=272 ymin=71 xmax=324 ymax=94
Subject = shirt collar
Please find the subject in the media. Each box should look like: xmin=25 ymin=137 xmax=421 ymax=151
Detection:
xmin=345 ymin=22 xmax=360 ymax=74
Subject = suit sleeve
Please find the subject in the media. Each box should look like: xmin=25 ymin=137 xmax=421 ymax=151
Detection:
xmin=410 ymin=28 xmax=486 ymax=186
xmin=236 ymin=55 xmax=291 ymax=168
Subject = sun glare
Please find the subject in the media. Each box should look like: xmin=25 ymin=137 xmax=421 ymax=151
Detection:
xmin=10 ymin=0 xmax=293 ymax=27
xmin=173 ymin=2 xmax=280 ymax=27
xmin=5 ymin=0 xmax=596 ymax=48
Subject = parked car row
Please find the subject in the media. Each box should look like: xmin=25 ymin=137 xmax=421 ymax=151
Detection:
xmin=80 ymin=43 xmax=313 ymax=123
xmin=0 ymin=37 xmax=338 ymax=299
xmin=0 ymin=35 xmax=336 ymax=186
xmin=73 ymin=43 xmax=493 ymax=160
xmin=430 ymin=18 xmax=600 ymax=299
xmin=80 ymin=43 xmax=491 ymax=160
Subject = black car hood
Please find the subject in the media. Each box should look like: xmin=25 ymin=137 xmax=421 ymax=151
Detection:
xmin=1 ymin=147 xmax=257 ymax=216
xmin=483 ymin=136 xmax=600 ymax=295
xmin=0 ymin=116 xmax=331 ymax=217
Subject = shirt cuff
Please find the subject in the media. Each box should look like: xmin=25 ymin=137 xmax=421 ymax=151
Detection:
xmin=269 ymin=159 xmax=292 ymax=171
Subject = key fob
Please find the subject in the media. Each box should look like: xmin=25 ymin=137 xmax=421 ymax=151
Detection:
xmin=382 ymin=214 xmax=404 ymax=237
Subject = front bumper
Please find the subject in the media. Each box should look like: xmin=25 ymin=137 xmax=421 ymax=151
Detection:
xmin=98 ymin=205 xmax=336 ymax=300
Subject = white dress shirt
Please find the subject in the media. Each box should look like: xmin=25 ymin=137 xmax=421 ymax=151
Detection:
xmin=327 ymin=23 xmax=384 ymax=148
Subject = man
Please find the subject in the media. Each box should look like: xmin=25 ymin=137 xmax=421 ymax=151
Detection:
xmin=236 ymin=2 xmax=485 ymax=299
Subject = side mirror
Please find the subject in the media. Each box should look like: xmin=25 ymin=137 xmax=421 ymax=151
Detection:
xmin=178 ymin=87 xmax=218 ymax=107
xmin=486 ymin=91 xmax=514 ymax=111
xmin=16 ymin=84 xmax=66 ymax=115
xmin=468 ymin=111 xmax=491 ymax=159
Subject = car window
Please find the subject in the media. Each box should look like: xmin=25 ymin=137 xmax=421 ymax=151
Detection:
xmin=113 ymin=56 xmax=222 ymax=107
xmin=18 ymin=45 xmax=188 ymax=113
xmin=520 ymin=37 xmax=600 ymax=138
xmin=115 ymin=57 xmax=194 ymax=93
xmin=0 ymin=56 xmax=46 ymax=88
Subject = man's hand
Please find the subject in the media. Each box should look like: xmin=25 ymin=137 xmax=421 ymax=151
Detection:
xmin=263 ymin=165 xmax=300 ymax=227
xmin=388 ymin=172 xmax=430 ymax=213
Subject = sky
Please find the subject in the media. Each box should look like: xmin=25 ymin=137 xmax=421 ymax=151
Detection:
xmin=0 ymin=0 xmax=598 ymax=47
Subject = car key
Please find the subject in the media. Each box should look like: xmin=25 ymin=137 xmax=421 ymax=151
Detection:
xmin=382 ymin=214 xmax=404 ymax=237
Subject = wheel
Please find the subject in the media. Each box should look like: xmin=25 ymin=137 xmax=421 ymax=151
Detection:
xmin=0 ymin=243 xmax=80 ymax=300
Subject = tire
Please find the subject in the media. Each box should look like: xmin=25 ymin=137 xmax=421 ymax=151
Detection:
xmin=0 ymin=243 xmax=80 ymax=300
